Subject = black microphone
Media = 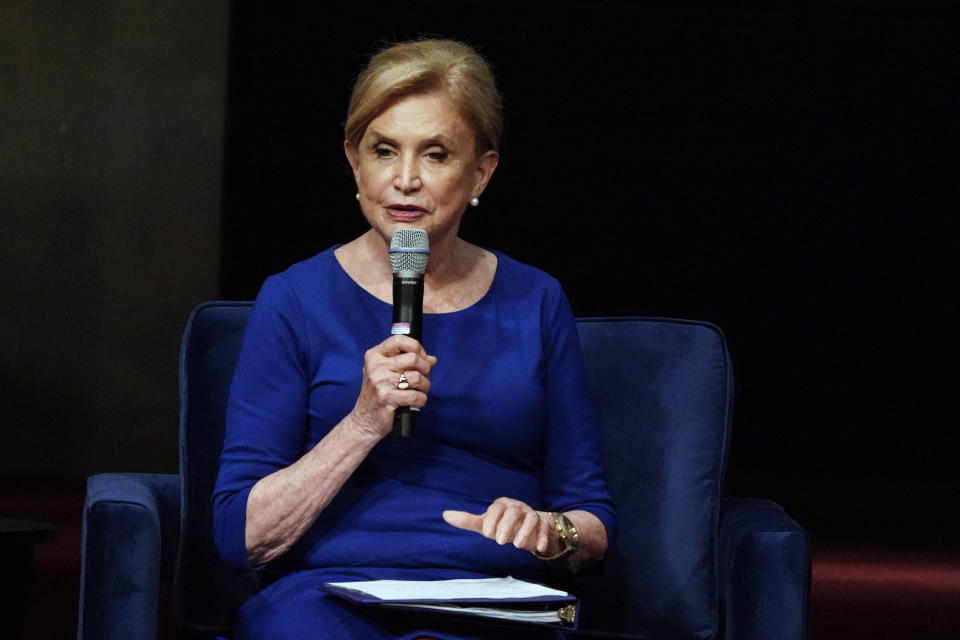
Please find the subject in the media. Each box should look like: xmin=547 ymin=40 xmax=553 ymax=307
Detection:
xmin=388 ymin=229 xmax=430 ymax=438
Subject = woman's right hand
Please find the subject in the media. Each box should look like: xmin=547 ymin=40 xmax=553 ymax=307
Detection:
xmin=348 ymin=334 xmax=437 ymax=439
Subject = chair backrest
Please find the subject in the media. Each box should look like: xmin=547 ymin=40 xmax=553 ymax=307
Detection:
xmin=176 ymin=301 xmax=258 ymax=634
xmin=176 ymin=303 xmax=732 ymax=639
xmin=576 ymin=318 xmax=732 ymax=640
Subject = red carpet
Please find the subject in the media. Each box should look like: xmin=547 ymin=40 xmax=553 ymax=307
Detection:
xmin=811 ymin=545 xmax=960 ymax=639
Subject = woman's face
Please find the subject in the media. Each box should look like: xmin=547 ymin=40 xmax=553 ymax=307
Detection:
xmin=345 ymin=90 xmax=498 ymax=250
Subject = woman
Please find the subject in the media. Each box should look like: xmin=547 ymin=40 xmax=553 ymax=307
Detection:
xmin=213 ymin=39 xmax=616 ymax=640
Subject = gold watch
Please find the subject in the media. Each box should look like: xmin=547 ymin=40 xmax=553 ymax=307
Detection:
xmin=532 ymin=512 xmax=580 ymax=561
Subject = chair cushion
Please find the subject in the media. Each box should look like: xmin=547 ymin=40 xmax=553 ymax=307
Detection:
xmin=575 ymin=318 xmax=732 ymax=639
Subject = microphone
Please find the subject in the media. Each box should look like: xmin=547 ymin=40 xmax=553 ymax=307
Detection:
xmin=388 ymin=229 xmax=430 ymax=438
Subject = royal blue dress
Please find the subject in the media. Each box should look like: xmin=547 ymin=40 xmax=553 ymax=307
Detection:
xmin=212 ymin=247 xmax=617 ymax=640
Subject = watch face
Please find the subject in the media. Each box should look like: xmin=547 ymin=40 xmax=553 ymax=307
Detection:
xmin=556 ymin=513 xmax=580 ymax=550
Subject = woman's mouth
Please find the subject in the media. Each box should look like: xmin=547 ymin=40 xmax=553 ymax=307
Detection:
xmin=387 ymin=205 xmax=426 ymax=221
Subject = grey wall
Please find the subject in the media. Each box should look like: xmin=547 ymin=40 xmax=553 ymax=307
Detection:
xmin=1 ymin=3 xmax=228 ymax=476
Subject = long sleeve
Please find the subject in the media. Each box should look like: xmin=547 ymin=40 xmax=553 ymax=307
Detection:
xmin=212 ymin=274 xmax=312 ymax=571
xmin=538 ymin=281 xmax=619 ymax=546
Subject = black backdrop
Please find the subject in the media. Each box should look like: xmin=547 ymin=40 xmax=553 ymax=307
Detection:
xmin=220 ymin=4 xmax=958 ymax=546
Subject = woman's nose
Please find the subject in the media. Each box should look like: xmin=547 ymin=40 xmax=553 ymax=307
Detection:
xmin=394 ymin=153 xmax=422 ymax=192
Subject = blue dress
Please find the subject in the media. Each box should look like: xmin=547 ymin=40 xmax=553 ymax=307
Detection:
xmin=212 ymin=247 xmax=617 ymax=640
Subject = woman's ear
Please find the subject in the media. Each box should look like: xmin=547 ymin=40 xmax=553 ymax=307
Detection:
xmin=344 ymin=139 xmax=360 ymax=182
xmin=472 ymin=149 xmax=500 ymax=198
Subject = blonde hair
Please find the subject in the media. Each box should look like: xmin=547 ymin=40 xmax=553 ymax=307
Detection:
xmin=345 ymin=39 xmax=503 ymax=154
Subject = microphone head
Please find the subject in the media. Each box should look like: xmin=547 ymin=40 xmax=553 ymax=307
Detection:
xmin=389 ymin=229 xmax=430 ymax=275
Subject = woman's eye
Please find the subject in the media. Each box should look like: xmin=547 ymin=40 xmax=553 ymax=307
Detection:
xmin=374 ymin=146 xmax=393 ymax=158
xmin=426 ymin=150 xmax=448 ymax=162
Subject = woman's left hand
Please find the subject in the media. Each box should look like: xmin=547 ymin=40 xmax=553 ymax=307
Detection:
xmin=442 ymin=497 xmax=560 ymax=556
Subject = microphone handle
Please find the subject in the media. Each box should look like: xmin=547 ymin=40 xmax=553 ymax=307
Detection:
xmin=392 ymin=272 xmax=424 ymax=438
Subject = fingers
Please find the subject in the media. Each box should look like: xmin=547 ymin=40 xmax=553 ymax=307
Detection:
xmin=442 ymin=510 xmax=483 ymax=533
xmin=378 ymin=334 xmax=437 ymax=364
xmin=514 ymin=510 xmax=543 ymax=551
xmin=366 ymin=337 xmax=436 ymax=385
xmin=536 ymin=515 xmax=551 ymax=553
xmin=367 ymin=365 xmax=431 ymax=397
xmin=361 ymin=337 xmax=436 ymax=403
xmin=494 ymin=503 xmax=528 ymax=545
xmin=350 ymin=336 xmax=437 ymax=438
xmin=390 ymin=351 xmax=435 ymax=378
xmin=396 ymin=369 xmax=429 ymax=393
xmin=481 ymin=500 xmax=505 ymax=539
xmin=442 ymin=498 xmax=548 ymax=553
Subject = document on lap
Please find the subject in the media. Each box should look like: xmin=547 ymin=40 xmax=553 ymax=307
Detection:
xmin=318 ymin=576 xmax=579 ymax=627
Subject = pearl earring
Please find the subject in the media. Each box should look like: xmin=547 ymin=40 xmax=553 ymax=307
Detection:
xmin=470 ymin=197 xmax=480 ymax=207
xmin=355 ymin=193 xmax=360 ymax=201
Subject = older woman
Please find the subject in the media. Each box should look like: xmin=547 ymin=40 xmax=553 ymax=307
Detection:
xmin=213 ymin=39 xmax=616 ymax=640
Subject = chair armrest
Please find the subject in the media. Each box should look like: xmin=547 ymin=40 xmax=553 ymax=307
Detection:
xmin=78 ymin=473 xmax=180 ymax=640
xmin=719 ymin=498 xmax=811 ymax=640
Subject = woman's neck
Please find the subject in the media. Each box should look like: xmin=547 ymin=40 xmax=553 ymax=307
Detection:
xmin=359 ymin=228 xmax=471 ymax=287
xmin=336 ymin=229 xmax=496 ymax=313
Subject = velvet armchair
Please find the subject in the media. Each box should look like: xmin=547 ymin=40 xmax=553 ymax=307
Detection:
xmin=78 ymin=301 xmax=809 ymax=639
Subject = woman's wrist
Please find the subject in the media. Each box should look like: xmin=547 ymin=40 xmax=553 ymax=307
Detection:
xmin=343 ymin=407 xmax=392 ymax=444
xmin=532 ymin=511 xmax=579 ymax=561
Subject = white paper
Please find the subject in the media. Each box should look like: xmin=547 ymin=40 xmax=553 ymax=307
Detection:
xmin=325 ymin=576 xmax=569 ymax=602
xmin=381 ymin=602 xmax=562 ymax=623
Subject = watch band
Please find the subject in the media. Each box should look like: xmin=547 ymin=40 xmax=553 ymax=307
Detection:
xmin=532 ymin=511 xmax=580 ymax=561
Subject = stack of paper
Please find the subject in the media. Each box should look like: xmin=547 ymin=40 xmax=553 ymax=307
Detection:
xmin=319 ymin=576 xmax=579 ymax=627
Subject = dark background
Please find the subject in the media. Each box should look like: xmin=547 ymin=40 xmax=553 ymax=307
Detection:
xmin=221 ymin=4 xmax=958 ymax=548
xmin=2 ymin=0 xmax=957 ymax=583
xmin=1 ymin=3 xmax=226 ymax=476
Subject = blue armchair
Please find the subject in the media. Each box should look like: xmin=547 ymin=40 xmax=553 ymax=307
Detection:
xmin=78 ymin=301 xmax=809 ymax=639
